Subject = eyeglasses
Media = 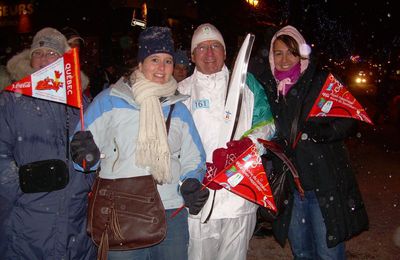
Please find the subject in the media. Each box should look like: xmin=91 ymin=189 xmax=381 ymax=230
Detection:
xmin=195 ymin=43 xmax=223 ymax=54
xmin=31 ymin=50 xmax=60 ymax=59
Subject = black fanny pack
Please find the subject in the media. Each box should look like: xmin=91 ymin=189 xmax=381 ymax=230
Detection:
xmin=19 ymin=159 xmax=69 ymax=193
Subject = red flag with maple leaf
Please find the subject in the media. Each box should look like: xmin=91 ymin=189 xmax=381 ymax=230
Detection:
xmin=209 ymin=143 xmax=277 ymax=212
xmin=307 ymin=73 xmax=373 ymax=124
xmin=4 ymin=48 xmax=83 ymax=109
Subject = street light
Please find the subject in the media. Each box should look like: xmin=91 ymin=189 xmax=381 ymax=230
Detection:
xmin=131 ymin=2 xmax=147 ymax=29
xmin=245 ymin=0 xmax=259 ymax=8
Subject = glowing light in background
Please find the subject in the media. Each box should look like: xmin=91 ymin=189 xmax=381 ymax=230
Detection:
xmin=18 ymin=13 xmax=31 ymax=33
xmin=245 ymin=0 xmax=259 ymax=8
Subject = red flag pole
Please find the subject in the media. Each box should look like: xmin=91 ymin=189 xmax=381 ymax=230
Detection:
xmin=170 ymin=204 xmax=185 ymax=218
xmin=71 ymin=48 xmax=87 ymax=169
xmin=170 ymin=179 xmax=211 ymax=219
xmin=72 ymin=48 xmax=85 ymax=131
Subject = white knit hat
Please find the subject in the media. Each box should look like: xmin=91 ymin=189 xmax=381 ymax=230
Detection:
xmin=30 ymin=27 xmax=70 ymax=57
xmin=191 ymin=23 xmax=226 ymax=53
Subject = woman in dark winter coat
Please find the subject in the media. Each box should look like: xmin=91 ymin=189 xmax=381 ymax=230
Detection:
xmin=258 ymin=25 xmax=369 ymax=259
xmin=0 ymin=27 xmax=96 ymax=259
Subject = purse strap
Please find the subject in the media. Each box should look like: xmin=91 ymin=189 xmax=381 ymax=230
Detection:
xmin=258 ymin=139 xmax=305 ymax=197
xmin=165 ymin=104 xmax=175 ymax=134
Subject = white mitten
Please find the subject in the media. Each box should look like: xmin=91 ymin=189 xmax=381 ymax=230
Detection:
xmin=248 ymin=135 xmax=267 ymax=155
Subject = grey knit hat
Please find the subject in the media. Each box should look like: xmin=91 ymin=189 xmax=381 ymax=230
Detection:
xmin=61 ymin=26 xmax=85 ymax=45
xmin=30 ymin=27 xmax=70 ymax=56
xmin=137 ymin=26 xmax=175 ymax=62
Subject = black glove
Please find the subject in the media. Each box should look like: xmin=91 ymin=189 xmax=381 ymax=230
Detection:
xmin=70 ymin=131 xmax=100 ymax=171
xmin=180 ymin=178 xmax=210 ymax=215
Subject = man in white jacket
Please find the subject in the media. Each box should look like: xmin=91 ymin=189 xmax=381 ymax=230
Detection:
xmin=178 ymin=23 xmax=275 ymax=260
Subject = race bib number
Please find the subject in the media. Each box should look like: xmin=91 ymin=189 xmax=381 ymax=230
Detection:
xmin=192 ymin=99 xmax=210 ymax=110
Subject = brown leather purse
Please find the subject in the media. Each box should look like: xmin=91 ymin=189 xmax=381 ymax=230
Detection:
xmin=87 ymin=104 xmax=175 ymax=259
xmin=87 ymin=176 xmax=167 ymax=259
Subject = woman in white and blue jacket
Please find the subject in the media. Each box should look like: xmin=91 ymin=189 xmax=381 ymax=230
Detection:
xmin=70 ymin=27 xmax=208 ymax=260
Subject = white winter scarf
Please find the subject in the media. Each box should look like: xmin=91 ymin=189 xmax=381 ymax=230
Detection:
xmin=131 ymin=70 xmax=177 ymax=184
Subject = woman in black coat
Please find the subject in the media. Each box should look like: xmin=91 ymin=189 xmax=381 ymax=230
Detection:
xmin=258 ymin=25 xmax=369 ymax=259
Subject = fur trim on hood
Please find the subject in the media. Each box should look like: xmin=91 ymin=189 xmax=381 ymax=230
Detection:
xmin=6 ymin=49 xmax=35 ymax=84
xmin=269 ymin=25 xmax=310 ymax=77
xmin=80 ymin=71 xmax=89 ymax=91
xmin=1 ymin=49 xmax=88 ymax=91
xmin=0 ymin=65 xmax=12 ymax=91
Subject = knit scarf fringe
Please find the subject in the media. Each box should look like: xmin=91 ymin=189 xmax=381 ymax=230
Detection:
xmin=131 ymin=70 xmax=177 ymax=184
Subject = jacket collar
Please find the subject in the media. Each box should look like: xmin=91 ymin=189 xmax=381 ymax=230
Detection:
xmin=192 ymin=65 xmax=229 ymax=81
xmin=110 ymin=76 xmax=188 ymax=108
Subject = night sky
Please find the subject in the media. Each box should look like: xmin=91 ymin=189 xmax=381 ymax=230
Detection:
xmin=197 ymin=0 xmax=400 ymax=62
xmin=1 ymin=0 xmax=399 ymax=65
xmin=301 ymin=0 xmax=399 ymax=61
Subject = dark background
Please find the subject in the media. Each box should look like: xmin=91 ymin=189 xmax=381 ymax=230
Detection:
xmin=1 ymin=0 xmax=399 ymax=77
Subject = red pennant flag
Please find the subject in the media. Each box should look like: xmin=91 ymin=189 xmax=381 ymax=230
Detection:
xmin=307 ymin=73 xmax=373 ymax=124
xmin=210 ymin=144 xmax=277 ymax=212
xmin=4 ymin=48 xmax=83 ymax=109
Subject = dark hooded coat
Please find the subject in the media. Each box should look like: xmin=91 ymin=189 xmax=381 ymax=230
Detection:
xmin=258 ymin=58 xmax=369 ymax=248
xmin=0 ymin=50 xmax=96 ymax=259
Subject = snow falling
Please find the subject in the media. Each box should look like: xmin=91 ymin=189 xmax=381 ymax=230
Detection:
xmin=0 ymin=0 xmax=399 ymax=258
